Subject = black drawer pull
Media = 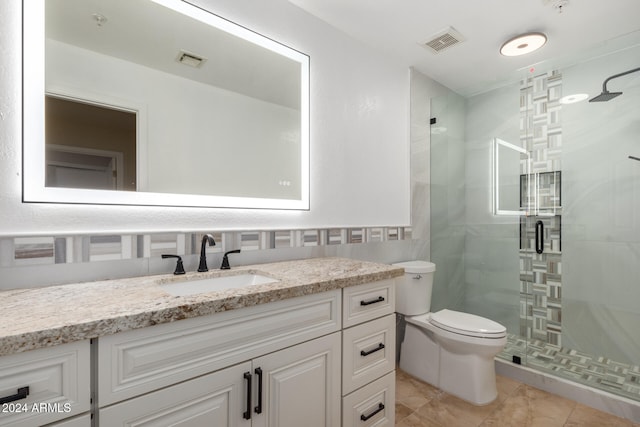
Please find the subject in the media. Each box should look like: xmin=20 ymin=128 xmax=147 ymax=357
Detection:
xmin=254 ymin=367 xmax=263 ymax=414
xmin=0 ymin=387 xmax=29 ymax=404
xmin=360 ymin=402 xmax=385 ymax=421
xmin=243 ymin=372 xmax=252 ymax=420
xmin=360 ymin=296 xmax=385 ymax=306
xmin=360 ymin=343 xmax=385 ymax=357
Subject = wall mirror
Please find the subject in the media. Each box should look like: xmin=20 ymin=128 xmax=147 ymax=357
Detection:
xmin=492 ymin=138 xmax=529 ymax=216
xmin=23 ymin=0 xmax=310 ymax=209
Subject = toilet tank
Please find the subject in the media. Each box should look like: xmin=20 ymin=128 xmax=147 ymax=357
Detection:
xmin=392 ymin=261 xmax=436 ymax=316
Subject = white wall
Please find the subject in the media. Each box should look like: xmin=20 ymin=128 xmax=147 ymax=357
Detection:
xmin=1 ymin=0 xmax=410 ymax=236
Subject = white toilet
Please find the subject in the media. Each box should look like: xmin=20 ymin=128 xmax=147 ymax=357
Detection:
xmin=393 ymin=260 xmax=507 ymax=405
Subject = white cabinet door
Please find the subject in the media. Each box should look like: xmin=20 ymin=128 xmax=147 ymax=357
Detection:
xmin=251 ymin=332 xmax=341 ymax=427
xmin=99 ymin=362 xmax=252 ymax=427
xmin=0 ymin=340 xmax=90 ymax=427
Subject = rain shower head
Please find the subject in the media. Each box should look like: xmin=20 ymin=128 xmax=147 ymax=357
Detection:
xmin=589 ymin=91 xmax=623 ymax=102
xmin=589 ymin=66 xmax=640 ymax=102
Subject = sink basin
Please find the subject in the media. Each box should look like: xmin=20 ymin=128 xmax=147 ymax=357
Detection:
xmin=160 ymin=274 xmax=279 ymax=297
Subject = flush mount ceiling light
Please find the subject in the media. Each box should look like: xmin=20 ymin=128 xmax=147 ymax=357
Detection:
xmin=559 ymin=93 xmax=589 ymax=104
xmin=500 ymin=32 xmax=547 ymax=56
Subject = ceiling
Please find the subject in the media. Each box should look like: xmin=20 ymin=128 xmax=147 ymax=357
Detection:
xmin=46 ymin=0 xmax=302 ymax=109
xmin=287 ymin=0 xmax=640 ymax=97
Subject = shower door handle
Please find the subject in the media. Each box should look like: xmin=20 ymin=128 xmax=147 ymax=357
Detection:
xmin=535 ymin=220 xmax=544 ymax=254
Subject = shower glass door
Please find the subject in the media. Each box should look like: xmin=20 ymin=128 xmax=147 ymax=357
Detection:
xmin=555 ymin=43 xmax=640 ymax=400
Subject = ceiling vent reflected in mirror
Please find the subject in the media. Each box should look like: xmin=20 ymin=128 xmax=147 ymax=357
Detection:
xmin=421 ymin=27 xmax=465 ymax=54
xmin=176 ymin=50 xmax=207 ymax=68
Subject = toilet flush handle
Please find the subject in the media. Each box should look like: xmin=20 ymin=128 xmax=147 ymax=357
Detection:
xmin=413 ymin=274 xmax=422 ymax=280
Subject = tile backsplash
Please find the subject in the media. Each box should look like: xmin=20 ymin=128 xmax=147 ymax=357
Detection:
xmin=1 ymin=226 xmax=412 ymax=269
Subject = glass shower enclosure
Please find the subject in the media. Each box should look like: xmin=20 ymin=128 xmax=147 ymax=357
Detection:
xmin=430 ymin=32 xmax=640 ymax=402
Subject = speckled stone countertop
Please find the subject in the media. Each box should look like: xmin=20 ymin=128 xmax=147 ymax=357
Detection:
xmin=0 ymin=257 xmax=403 ymax=357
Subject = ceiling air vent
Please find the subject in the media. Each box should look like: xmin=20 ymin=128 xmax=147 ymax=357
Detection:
xmin=176 ymin=50 xmax=207 ymax=68
xmin=421 ymin=27 xmax=465 ymax=54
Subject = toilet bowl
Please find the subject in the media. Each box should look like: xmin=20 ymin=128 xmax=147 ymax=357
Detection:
xmin=393 ymin=261 xmax=507 ymax=405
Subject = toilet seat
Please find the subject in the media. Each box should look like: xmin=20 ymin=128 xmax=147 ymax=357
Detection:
xmin=430 ymin=309 xmax=506 ymax=339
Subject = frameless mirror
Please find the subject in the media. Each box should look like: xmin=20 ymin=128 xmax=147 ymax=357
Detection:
xmin=492 ymin=138 xmax=529 ymax=216
xmin=23 ymin=0 xmax=310 ymax=209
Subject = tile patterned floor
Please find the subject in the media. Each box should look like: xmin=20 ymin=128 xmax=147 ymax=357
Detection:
xmin=500 ymin=334 xmax=640 ymax=401
xmin=395 ymin=370 xmax=640 ymax=427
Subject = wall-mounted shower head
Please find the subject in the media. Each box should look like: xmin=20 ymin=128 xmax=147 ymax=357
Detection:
xmin=589 ymin=66 xmax=640 ymax=102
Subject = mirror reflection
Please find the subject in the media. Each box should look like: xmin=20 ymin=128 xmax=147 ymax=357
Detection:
xmin=493 ymin=138 xmax=529 ymax=216
xmin=24 ymin=0 xmax=310 ymax=209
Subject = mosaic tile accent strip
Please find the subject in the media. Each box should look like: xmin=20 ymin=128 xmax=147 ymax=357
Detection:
xmin=520 ymin=215 xmax=562 ymax=345
xmin=500 ymin=334 xmax=640 ymax=402
xmin=520 ymin=70 xmax=563 ymax=174
xmin=519 ymin=70 xmax=564 ymax=349
xmin=2 ymin=226 xmax=412 ymax=267
xmin=14 ymin=237 xmax=54 ymax=265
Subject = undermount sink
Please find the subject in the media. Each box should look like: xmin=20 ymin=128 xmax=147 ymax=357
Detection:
xmin=160 ymin=273 xmax=279 ymax=297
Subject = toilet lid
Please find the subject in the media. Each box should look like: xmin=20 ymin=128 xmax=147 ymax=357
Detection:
xmin=430 ymin=309 xmax=506 ymax=338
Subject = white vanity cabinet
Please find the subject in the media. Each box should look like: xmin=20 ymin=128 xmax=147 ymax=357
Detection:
xmin=0 ymin=340 xmax=91 ymax=427
xmin=341 ymin=279 xmax=396 ymax=427
xmin=100 ymin=333 xmax=341 ymax=427
xmin=97 ymin=290 xmax=342 ymax=426
xmin=100 ymin=361 xmax=252 ymax=426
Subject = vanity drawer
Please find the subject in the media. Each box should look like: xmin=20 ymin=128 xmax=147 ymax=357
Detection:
xmin=47 ymin=414 xmax=91 ymax=427
xmin=0 ymin=341 xmax=90 ymax=427
xmin=98 ymin=290 xmax=341 ymax=406
xmin=342 ymin=314 xmax=396 ymax=395
xmin=343 ymin=279 xmax=395 ymax=328
xmin=342 ymin=370 xmax=395 ymax=427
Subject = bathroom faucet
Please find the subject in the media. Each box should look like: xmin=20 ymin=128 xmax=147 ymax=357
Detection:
xmin=197 ymin=234 xmax=216 ymax=272
xmin=220 ymin=249 xmax=241 ymax=270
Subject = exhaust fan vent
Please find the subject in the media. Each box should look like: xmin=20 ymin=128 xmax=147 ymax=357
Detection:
xmin=421 ymin=27 xmax=465 ymax=54
xmin=176 ymin=50 xmax=207 ymax=68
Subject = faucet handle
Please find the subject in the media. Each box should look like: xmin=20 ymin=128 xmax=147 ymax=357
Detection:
xmin=162 ymin=254 xmax=186 ymax=275
xmin=221 ymin=249 xmax=241 ymax=270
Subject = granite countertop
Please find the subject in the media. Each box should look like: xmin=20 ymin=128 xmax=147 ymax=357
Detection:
xmin=0 ymin=257 xmax=403 ymax=357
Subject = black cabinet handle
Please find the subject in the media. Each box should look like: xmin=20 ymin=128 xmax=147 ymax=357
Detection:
xmin=535 ymin=220 xmax=544 ymax=254
xmin=360 ymin=296 xmax=385 ymax=306
xmin=243 ymin=371 xmax=252 ymax=420
xmin=0 ymin=386 xmax=29 ymax=404
xmin=360 ymin=402 xmax=385 ymax=421
xmin=360 ymin=343 xmax=385 ymax=357
xmin=254 ymin=367 xmax=263 ymax=414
